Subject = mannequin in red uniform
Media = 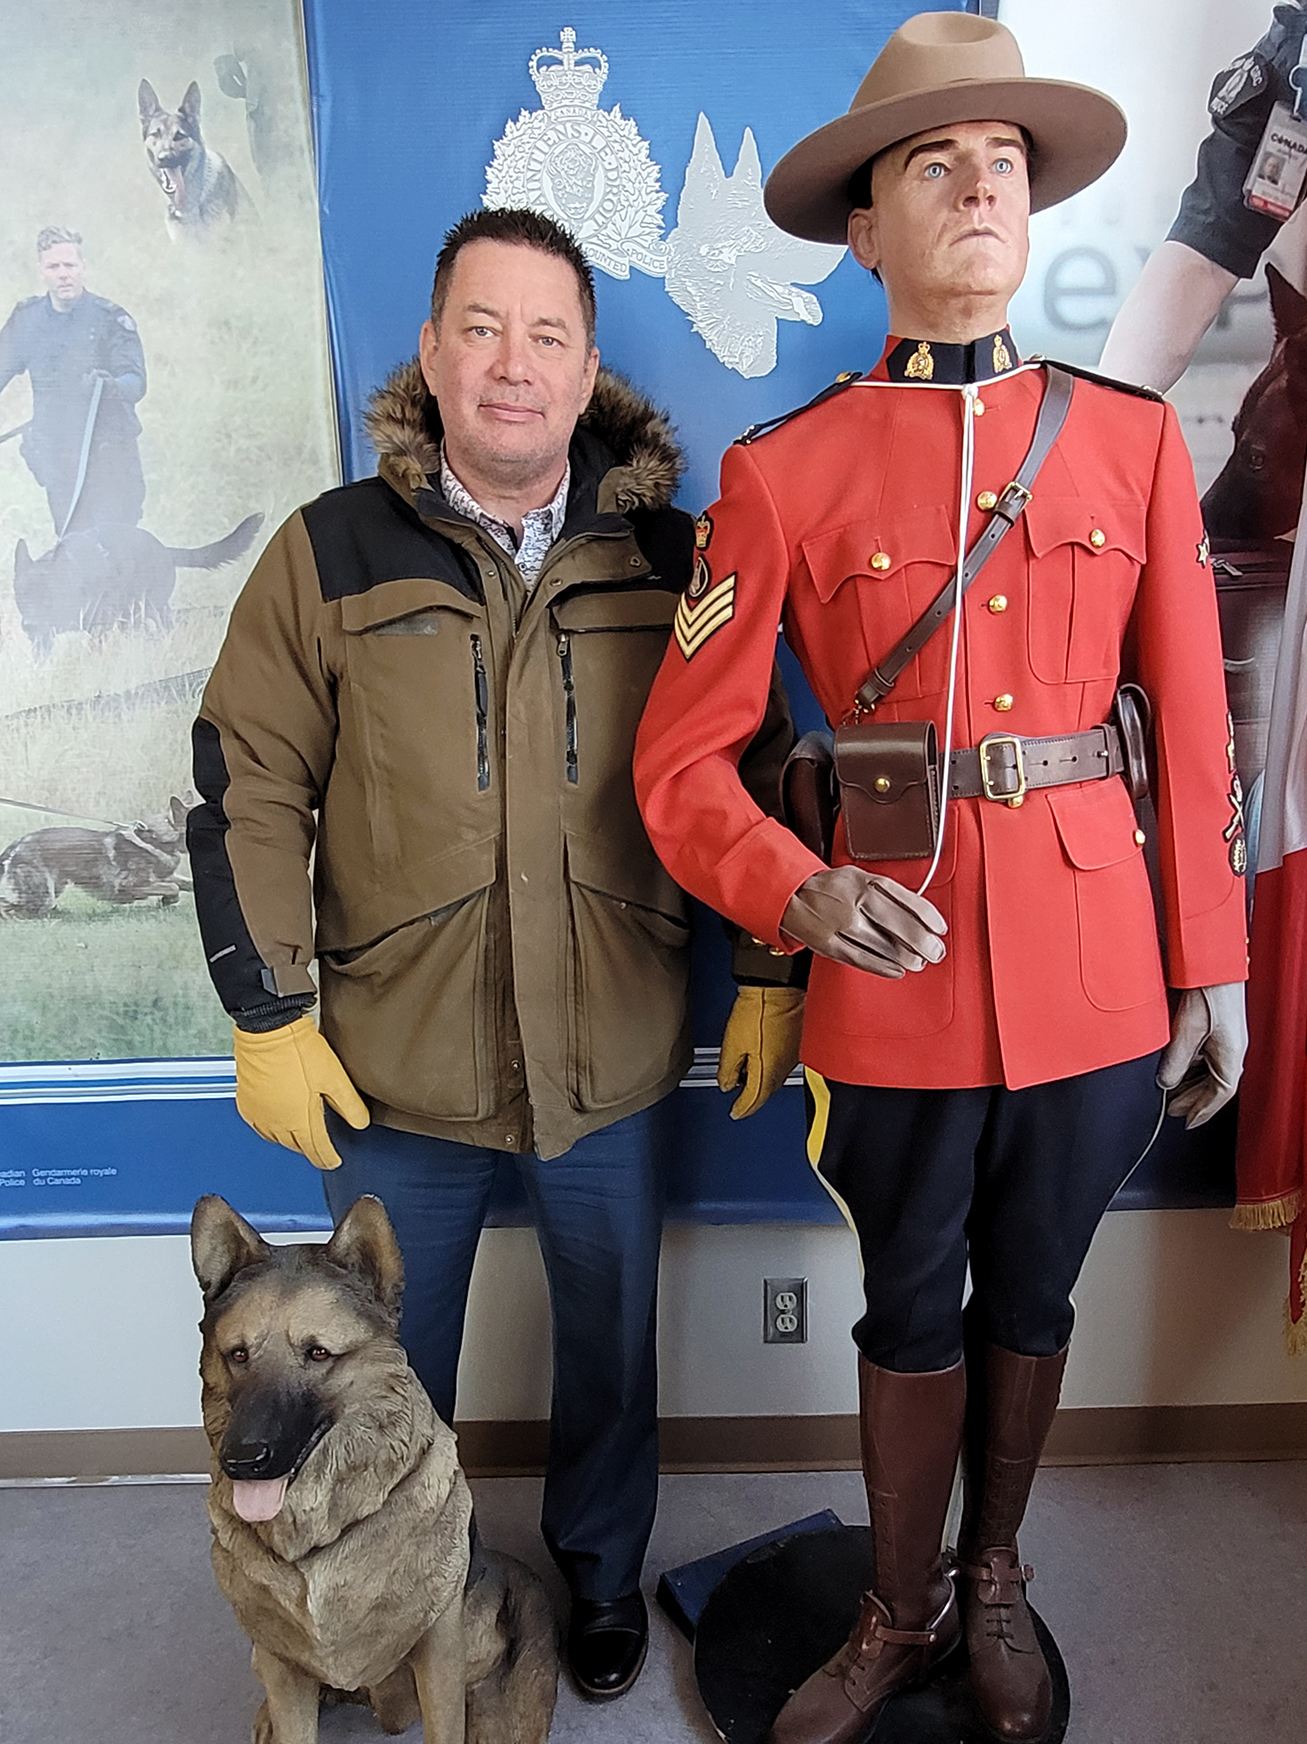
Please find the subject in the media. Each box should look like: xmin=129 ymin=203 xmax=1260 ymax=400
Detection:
xmin=635 ymin=15 xmax=1249 ymax=1744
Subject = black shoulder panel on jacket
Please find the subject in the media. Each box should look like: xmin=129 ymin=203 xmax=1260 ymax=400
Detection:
xmin=735 ymin=371 xmax=864 ymax=445
xmin=301 ymin=475 xmax=482 ymax=603
xmin=629 ymin=503 xmax=694 ymax=592
xmin=1035 ymin=358 xmax=1165 ymax=403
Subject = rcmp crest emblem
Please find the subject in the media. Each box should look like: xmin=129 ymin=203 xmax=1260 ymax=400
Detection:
xmin=484 ymin=28 xmax=667 ymax=279
xmin=484 ymin=27 xmax=845 ymax=376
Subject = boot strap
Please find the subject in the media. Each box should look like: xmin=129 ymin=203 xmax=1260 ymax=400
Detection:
xmin=960 ymin=1556 xmax=1035 ymax=1585
xmin=859 ymin=1584 xmax=955 ymax=1649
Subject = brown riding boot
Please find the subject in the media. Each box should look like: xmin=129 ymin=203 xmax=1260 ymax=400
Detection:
xmin=958 ymin=1341 xmax=1068 ymax=1742
xmin=767 ymin=1357 xmax=965 ymax=1744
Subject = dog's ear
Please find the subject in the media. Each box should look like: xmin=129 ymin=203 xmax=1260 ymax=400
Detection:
xmin=323 ymin=1195 xmax=405 ymax=1317
xmin=191 ymin=1195 xmax=270 ymax=1302
xmin=1267 ymin=263 xmax=1307 ymax=343
xmin=169 ymin=794 xmax=192 ymax=828
xmin=180 ymin=80 xmax=202 ymax=134
xmin=138 ymin=79 xmax=162 ymax=130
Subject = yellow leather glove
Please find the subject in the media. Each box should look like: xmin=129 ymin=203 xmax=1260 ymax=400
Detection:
xmin=232 ymin=1015 xmax=369 ymax=1171
xmin=718 ymin=986 xmax=806 ymax=1120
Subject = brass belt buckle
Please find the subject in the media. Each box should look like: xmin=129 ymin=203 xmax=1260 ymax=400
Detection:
xmin=979 ymin=733 xmax=1027 ymax=807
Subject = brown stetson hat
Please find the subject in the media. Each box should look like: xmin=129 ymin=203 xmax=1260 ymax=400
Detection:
xmin=764 ymin=12 xmax=1126 ymax=244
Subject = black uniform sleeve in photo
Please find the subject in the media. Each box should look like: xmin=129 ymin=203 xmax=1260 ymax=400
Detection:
xmin=1168 ymin=3 xmax=1307 ymax=278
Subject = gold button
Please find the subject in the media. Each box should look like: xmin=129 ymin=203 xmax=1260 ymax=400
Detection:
xmin=874 ymin=776 xmax=892 ymax=793
xmin=987 ymin=594 xmax=1008 ymax=614
xmin=993 ymin=693 xmax=1014 ymax=712
xmin=1089 ymin=528 xmax=1106 ymax=549
xmin=974 ymin=399 xmax=985 ymax=416
xmin=1134 ymin=828 xmax=1147 ymax=846
xmin=977 ymin=490 xmax=998 ymax=511
xmin=870 ymin=552 xmax=891 ymax=571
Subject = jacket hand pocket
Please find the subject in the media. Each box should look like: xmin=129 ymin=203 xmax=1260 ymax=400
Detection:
xmin=318 ymin=877 xmax=495 ymax=1121
xmin=565 ymin=831 xmax=690 ymax=1110
xmin=1048 ymin=781 xmax=1165 ymax=1012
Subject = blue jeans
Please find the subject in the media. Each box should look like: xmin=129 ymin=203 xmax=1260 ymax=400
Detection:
xmin=323 ymin=1100 xmax=668 ymax=1601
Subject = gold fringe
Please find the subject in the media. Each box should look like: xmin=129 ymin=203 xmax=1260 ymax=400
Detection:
xmin=1285 ymin=1293 xmax=1307 ymax=1360
xmin=1230 ymin=1190 xmax=1303 ymax=1232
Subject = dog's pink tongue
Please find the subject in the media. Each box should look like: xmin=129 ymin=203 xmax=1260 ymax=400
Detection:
xmin=231 ymin=1476 xmax=289 ymax=1522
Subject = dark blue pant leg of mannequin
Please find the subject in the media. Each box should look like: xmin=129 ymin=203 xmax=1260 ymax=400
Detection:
xmin=517 ymin=1099 xmax=667 ymax=1603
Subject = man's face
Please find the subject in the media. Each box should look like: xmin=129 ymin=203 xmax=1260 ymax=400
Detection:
xmin=419 ymin=240 xmax=599 ymax=489
xmin=847 ymin=120 xmax=1030 ymax=317
xmin=38 ymin=245 xmax=86 ymax=308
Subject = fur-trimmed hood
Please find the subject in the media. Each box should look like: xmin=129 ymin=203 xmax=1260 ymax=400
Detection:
xmin=364 ymin=358 xmax=684 ymax=514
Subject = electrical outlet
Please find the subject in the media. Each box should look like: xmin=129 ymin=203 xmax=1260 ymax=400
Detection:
xmin=763 ymin=1276 xmax=808 ymax=1344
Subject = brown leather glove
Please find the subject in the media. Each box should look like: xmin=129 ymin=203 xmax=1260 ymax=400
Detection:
xmin=781 ymin=865 xmax=947 ymax=979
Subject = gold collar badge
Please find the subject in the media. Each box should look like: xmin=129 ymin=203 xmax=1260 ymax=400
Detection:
xmin=992 ymin=333 xmax=1012 ymax=373
xmin=905 ymin=341 xmax=934 ymax=381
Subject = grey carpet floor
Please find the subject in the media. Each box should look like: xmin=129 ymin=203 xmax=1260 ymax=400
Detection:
xmin=1 ymin=1463 xmax=1303 ymax=1743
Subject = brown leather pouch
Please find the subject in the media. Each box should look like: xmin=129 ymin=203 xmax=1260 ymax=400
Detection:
xmin=780 ymin=730 xmax=838 ymax=862
xmin=834 ymin=720 xmax=940 ymax=861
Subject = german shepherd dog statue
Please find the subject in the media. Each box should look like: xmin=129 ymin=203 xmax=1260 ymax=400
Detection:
xmin=13 ymin=512 xmax=263 ymax=653
xmin=0 ymin=795 xmax=192 ymax=919
xmin=138 ymin=79 xmax=254 ymax=232
xmin=1201 ymin=263 xmax=1307 ymax=545
xmin=191 ymin=1195 xmax=558 ymax=1744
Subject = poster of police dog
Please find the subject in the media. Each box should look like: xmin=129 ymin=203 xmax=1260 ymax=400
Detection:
xmin=0 ymin=0 xmax=337 ymax=1063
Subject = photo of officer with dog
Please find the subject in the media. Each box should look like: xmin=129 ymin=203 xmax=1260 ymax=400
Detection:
xmin=0 ymin=0 xmax=338 ymax=1063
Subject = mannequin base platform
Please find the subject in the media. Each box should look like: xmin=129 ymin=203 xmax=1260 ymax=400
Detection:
xmin=691 ymin=1525 xmax=1070 ymax=1744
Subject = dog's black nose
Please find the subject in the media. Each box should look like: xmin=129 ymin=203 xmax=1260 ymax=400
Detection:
xmin=221 ymin=1440 xmax=276 ymax=1479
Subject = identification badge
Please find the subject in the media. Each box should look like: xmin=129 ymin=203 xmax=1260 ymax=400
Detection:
xmin=1243 ymin=100 xmax=1307 ymax=220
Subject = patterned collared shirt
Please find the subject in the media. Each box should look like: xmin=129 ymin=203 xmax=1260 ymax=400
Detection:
xmin=439 ymin=444 xmax=570 ymax=587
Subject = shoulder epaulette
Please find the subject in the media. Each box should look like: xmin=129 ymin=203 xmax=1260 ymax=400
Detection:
xmin=736 ymin=370 xmax=864 ymax=445
xmin=13 ymin=295 xmax=41 ymax=313
xmin=1034 ymin=357 xmax=1165 ymax=403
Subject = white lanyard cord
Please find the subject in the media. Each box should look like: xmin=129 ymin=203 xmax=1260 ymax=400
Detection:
xmin=916 ymin=383 xmax=976 ymax=897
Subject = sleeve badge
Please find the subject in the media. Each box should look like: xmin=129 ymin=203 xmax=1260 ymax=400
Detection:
xmin=675 ymin=568 xmax=737 ymax=659
xmin=1197 ymin=531 xmax=1210 ymax=568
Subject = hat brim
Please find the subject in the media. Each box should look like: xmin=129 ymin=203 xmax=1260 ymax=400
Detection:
xmin=763 ymin=78 xmax=1127 ymax=244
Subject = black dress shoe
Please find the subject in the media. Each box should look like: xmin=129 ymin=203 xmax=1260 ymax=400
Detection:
xmin=567 ymin=1591 xmax=649 ymax=1700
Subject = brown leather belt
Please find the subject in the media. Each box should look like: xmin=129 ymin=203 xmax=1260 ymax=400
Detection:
xmin=948 ymin=724 xmax=1124 ymax=805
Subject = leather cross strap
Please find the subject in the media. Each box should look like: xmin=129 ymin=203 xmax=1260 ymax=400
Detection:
xmin=949 ymin=723 xmax=1124 ymax=802
xmin=854 ymin=366 xmax=1074 ymax=716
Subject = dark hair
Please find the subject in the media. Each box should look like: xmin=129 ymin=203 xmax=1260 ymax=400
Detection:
xmin=37 ymin=225 xmax=83 ymax=256
xmin=430 ymin=208 xmax=597 ymax=348
xmin=846 ymin=125 xmax=1035 ymax=211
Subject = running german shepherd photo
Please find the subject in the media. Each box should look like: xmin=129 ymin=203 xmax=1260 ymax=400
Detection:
xmin=191 ymin=1194 xmax=558 ymax=1743
xmin=138 ymin=78 xmax=254 ymax=232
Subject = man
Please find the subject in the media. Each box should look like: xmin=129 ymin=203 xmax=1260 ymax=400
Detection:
xmin=0 ymin=227 xmax=146 ymax=535
xmin=635 ymin=16 xmax=1249 ymax=1743
xmin=188 ymin=207 xmax=800 ymax=1701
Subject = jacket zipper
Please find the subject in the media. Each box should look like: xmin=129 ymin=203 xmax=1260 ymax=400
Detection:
xmin=556 ymin=633 xmax=579 ymax=784
xmin=471 ymin=634 xmax=490 ymax=791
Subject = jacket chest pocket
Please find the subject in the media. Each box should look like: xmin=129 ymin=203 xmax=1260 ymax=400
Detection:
xmin=801 ymin=507 xmax=958 ymax=705
xmin=549 ymin=587 xmax=676 ymax=799
xmin=1023 ymin=499 xmax=1145 ymax=684
xmin=341 ymin=577 xmax=492 ymax=805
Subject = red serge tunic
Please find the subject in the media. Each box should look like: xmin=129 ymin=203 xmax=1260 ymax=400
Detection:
xmin=633 ymin=333 xmax=1249 ymax=1091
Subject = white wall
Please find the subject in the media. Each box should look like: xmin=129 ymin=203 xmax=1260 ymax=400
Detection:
xmin=1 ymin=1209 xmax=1304 ymax=1436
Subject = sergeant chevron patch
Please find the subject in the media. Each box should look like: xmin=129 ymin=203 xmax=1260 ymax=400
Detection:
xmin=674 ymin=572 xmax=737 ymax=659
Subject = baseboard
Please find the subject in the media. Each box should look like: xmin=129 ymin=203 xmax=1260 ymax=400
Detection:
xmin=4 ymin=1404 xmax=1305 ymax=1483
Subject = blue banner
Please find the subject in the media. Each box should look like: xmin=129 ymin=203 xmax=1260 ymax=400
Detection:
xmin=2 ymin=0 xmax=1234 ymax=1235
